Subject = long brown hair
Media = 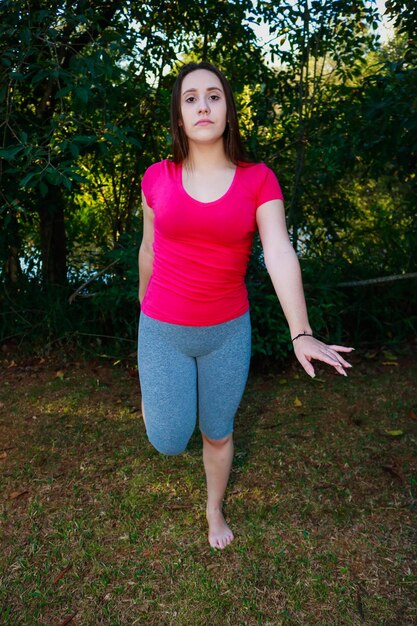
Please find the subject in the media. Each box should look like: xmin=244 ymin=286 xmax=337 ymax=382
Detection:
xmin=170 ymin=62 xmax=248 ymax=165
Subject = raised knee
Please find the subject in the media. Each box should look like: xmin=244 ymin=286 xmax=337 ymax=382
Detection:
xmin=150 ymin=440 xmax=186 ymax=456
xmin=202 ymin=433 xmax=233 ymax=447
xmin=147 ymin=433 xmax=187 ymax=456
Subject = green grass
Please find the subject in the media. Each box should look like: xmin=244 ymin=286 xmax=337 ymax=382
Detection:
xmin=0 ymin=350 xmax=416 ymax=625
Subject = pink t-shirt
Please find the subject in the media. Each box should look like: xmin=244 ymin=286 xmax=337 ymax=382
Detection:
xmin=140 ymin=159 xmax=284 ymax=326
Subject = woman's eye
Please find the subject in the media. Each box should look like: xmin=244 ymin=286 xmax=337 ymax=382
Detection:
xmin=184 ymin=94 xmax=221 ymax=103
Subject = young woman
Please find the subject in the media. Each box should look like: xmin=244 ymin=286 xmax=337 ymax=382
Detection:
xmin=138 ymin=61 xmax=353 ymax=550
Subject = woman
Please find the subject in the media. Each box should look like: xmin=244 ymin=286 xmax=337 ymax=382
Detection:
xmin=138 ymin=61 xmax=353 ymax=550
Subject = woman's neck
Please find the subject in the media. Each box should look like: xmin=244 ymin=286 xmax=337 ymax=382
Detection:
xmin=184 ymin=141 xmax=233 ymax=172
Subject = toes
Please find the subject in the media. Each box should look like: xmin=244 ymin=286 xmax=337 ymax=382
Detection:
xmin=207 ymin=510 xmax=234 ymax=549
xmin=208 ymin=533 xmax=234 ymax=549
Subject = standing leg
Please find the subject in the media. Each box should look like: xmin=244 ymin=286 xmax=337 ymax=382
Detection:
xmin=198 ymin=312 xmax=251 ymax=548
xmin=202 ymin=433 xmax=234 ymax=549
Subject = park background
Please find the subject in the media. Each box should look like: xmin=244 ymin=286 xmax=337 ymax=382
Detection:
xmin=1 ymin=0 xmax=416 ymax=358
xmin=1 ymin=1 xmax=416 ymax=625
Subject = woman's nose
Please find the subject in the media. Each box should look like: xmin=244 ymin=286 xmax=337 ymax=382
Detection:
xmin=198 ymin=99 xmax=210 ymax=114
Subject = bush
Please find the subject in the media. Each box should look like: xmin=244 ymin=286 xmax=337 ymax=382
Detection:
xmin=1 ymin=236 xmax=415 ymax=360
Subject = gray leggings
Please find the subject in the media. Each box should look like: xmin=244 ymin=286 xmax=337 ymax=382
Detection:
xmin=137 ymin=311 xmax=251 ymax=455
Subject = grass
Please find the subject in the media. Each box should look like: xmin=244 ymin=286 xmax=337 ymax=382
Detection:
xmin=0 ymin=347 xmax=416 ymax=625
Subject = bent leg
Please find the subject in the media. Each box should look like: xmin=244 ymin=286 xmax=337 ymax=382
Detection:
xmin=138 ymin=314 xmax=197 ymax=455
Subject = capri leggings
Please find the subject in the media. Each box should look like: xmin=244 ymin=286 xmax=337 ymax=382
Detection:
xmin=137 ymin=311 xmax=251 ymax=455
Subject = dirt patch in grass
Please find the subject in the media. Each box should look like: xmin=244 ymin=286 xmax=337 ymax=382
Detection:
xmin=1 ymin=349 xmax=416 ymax=625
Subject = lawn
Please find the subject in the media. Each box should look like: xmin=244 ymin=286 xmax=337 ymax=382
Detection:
xmin=1 ymin=346 xmax=416 ymax=625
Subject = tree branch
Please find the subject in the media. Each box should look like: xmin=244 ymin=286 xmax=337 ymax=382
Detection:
xmin=68 ymin=259 xmax=119 ymax=304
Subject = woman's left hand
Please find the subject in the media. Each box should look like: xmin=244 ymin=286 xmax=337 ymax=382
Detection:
xmin=292 ymin=335 xmax=354 ymax=378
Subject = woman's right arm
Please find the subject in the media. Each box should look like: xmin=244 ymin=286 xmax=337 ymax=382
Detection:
xmin=138 ymin=190 xmax=155 ymax=304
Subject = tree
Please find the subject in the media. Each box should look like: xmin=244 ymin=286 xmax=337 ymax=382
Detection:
xmin=1 ymin=0 xmax=414 ymax=352
xmin=0 ymin=1 xmax=132 ymax=286
xmin=258 ymin=0 xmax=380 ymax=250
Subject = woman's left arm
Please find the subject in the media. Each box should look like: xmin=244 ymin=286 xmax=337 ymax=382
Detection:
xmin=256 ymin=199 xmax=353 ymax=378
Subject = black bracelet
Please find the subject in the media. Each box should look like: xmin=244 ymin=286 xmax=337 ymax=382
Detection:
xmin=291 ymin=332 xmax=313 ymax=343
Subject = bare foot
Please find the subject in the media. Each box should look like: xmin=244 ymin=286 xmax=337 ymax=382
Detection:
xmin=206 ymin=507 xmax=234 ymax=549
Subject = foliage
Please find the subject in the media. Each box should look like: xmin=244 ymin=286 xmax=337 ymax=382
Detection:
xmin=0 ymin=0 xmax=416 ymax=358
xmin=257 ymin=0 xmax=380 ymax=249
xmin=0 ymin=228 xmax=142 ymax=353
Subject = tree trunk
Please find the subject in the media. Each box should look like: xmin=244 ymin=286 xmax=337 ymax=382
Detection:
xmin=39 ymin=187 xmax=67 ymax=286
xmin=6 ymin=244 xmax=21 ymax=285
xmin=286 ymin=0 xmax=310 ymax=253
xmin=287 ymin=124 xmax=306 ymax=253
xmin=3 ymin=212 xmax=22 ymax=285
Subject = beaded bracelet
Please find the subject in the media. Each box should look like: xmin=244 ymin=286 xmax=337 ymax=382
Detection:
xmin=291 ymin=332 xmax=313 ymax=343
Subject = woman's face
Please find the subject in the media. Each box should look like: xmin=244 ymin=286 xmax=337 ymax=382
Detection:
xmin=179 ymin=69 xmax=228 ymax=146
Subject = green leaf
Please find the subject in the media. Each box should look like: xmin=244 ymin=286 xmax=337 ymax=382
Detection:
xmin=75 ymin=87 xmax=89 ymax=103
xmin=31 ymin=69 xmax=50 ymax=85
xmin=103 ymin=132 xmax=119 ymax=145
xmin=0 ymin=146 xmax=23 ymax=160
xmin=68 ymin=171 xmax=89 ymax=184
xmin=45 ymin=169 xmax=61 ymax=186
xmin=55 ymin=86 xmax=73 ymax=98
xmin=69 ymin=143 xmax=80 ymax=158
xmin=21 ymin=27 xmax=31 ymax=46
xmin=73 ymin=135 xmax=96 ymax=144
xmin=62 ymin=176 xmax=72 ymax=190
xmin=36 ymin=9 xmax=52 ymax=20
xmin=19 ymin=172 xmax=36 ymax=187
xmin=39 ymin=181 xmax=49 ymax=197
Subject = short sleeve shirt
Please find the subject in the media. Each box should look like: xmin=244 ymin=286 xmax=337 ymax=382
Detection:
xmin=140 ymin=159 xmax=284 ymax=326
